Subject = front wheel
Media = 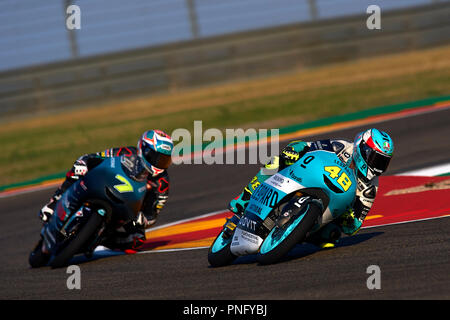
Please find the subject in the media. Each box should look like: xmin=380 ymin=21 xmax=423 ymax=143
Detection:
xmin=256 ymin=202 xmax=322 ymax=265
xmin=208 ymin=231 xmax=236 ymax=267
xmin=29 ymin=239 xmax=50 ymax=268
xmin=48 ymin=211 xmax=103 ymax=268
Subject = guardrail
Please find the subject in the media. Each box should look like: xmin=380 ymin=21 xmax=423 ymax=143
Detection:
xmin=1 ymin=2 xmax=449 ymax=117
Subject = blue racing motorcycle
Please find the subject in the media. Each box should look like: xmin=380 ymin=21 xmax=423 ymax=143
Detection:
xmin=29 ymin=156 xmax=148 ymax=268
xmin=208 ymin=149 xmax=357 ymax=266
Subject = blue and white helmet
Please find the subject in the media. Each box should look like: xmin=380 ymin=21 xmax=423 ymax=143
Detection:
xmin=137 ymin=130 xmax=173 ymax=176
xmin=353 ymin=128 xmax=394 ymax=181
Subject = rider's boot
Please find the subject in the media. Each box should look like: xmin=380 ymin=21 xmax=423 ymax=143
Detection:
xmin=100 ymin=220 xmax=146 ymax=252
xmin=338 ymin=209 xmax=362 ymax=236
xmin=306 ymin=223 xmax=342 ymax=249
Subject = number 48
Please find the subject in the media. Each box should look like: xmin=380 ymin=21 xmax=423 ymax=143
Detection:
xmin=324 ymin=166 xmax=352 ymax=192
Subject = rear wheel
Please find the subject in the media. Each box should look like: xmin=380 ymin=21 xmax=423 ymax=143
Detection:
xmin=208 ymin=231 xmax=236 ymax=267
xmin=49 ymin=211 xmax=103 ymax=268
xmin=256 ymin=202 xmax=322 ymax=265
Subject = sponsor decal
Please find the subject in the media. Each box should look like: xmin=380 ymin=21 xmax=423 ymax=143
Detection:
xmin=238 ymin=216 xmax=257 ymax=232
xmin=160 ymin=144 xmax=172 ymax=152
xmin=240 ymin=230 xmax=260 ymax=245
xmin=253 ymin=184 xmax=279 ymax=208
xmin=288 ymin=169 xmax=302 ymax=183
xmin=248 ymin=203 xmax=263 ymax=215
xmin=272 ymin=175 xmax=284 ymax=184
xmin=310 ymin=139 xmax=334 ymax=152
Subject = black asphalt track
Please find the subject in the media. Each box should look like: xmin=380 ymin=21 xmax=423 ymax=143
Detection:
xmin=1 ymin=107 xmax=449 ymax=300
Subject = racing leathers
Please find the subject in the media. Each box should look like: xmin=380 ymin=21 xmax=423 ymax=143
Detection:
xmin=228 ymin=139 xmax=378 ymax=248
xmin=39 ymin=146 xmax=170 ymax=251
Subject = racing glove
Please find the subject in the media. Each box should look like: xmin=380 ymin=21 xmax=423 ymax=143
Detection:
xmin=279 ymin=140 xmax=310 ymax=167
xmin=280 ymin=146 xmax=300 ymax=166
xmin=39 ymin=193 xmax=62 ymax=223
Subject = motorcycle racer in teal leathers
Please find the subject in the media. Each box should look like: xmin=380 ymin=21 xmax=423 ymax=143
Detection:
xmin=227 ymin=128 xmax=394 ymax=248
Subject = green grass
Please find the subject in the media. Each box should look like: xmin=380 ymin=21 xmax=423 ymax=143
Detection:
xmin=1 ymin=45 xmax=450 ymax=186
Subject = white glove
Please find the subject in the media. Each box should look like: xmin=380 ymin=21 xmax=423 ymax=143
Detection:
xmin=40 ymin=203 xmax=54 ymax=222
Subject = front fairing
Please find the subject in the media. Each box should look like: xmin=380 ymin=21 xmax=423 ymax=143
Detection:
xmin=239 ymin=150 xmax=357 ymax=238
xmin=42 ymin=156 xmax=148 ymax=252
xmin=82 ymin=156 xmax=148 ymax=220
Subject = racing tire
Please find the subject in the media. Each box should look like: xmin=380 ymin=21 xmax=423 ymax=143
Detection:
xmin=49 ymin=211 xmax=103 ymax=268
xmin=29 ymin=239 xmax=50 ymax=268
xmin=256 ymin=202 xmax=322 ymax=265
xmin=208 ymin=231 xmax=237 ymax=268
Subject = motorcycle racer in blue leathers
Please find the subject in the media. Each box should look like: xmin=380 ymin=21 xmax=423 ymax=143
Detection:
xmin=38 ymin=130 xmax=173 ymax=251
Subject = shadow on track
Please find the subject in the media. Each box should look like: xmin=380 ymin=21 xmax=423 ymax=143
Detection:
xmin=216 ymin=231 xmax=383 ymax=267
xmin=281 ymin=231 xmax=384 ymax=264
xmin=66 ymin=247 xmax=125 ymax=266
xmin=63 ymin=238 xmax=173 ymax=267
xmin=336 ymin=231 xmax=384 ymax=248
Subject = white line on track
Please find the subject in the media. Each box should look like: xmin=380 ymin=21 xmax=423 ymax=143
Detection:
xmin=148 ymin=209 xmax=228 ymax=232
xmin=361 ymin=214 xmax=450 ymax=230
xmin=396 ymin=162 xmax=450 ymax=177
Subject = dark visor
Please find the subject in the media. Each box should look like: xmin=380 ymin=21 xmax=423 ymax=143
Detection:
xmin=360 ymin=141 xmax=391 ymax=175
xmin=142 ymin=143 xmax=172 ymax=169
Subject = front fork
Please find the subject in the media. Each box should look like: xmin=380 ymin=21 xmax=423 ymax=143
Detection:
xmin=40 ymin=206 xmax=106 ymax=256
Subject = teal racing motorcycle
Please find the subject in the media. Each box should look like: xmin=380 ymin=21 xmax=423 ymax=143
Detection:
xmin=29 ymin=156 xmax=148 ymax=268
xmin=208 ymin=149 xmax=357 ymax=266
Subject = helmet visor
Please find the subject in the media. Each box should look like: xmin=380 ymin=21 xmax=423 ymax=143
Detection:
xmin=359 ymin=141 xmax=391 ymax=175
xmin=142 ymin=143 xmax=172 ymax=169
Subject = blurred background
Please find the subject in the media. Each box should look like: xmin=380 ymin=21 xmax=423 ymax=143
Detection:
xmin=1 ymin=0 xmax=449 ymax=115
xmin=0 ymin=0 xmax=449 ymax=185
xmin=2 ymin=0 xmax=445 ymax=69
